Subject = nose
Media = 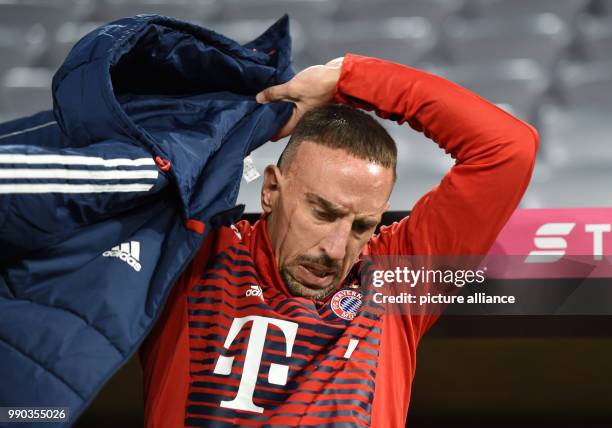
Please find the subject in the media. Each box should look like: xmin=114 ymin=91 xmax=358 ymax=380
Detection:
xmin=318 ymin=218 xmax=352 ymax=262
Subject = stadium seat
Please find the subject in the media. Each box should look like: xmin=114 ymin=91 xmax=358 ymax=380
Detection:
xmin=539 ymin=104 xmax=612 ymax=168
xmin=443 ymin=14 xmax=572 ymax=69
xmin=576 ymin=15 xmax=612 ymax=61
xmin=385 ymin=120 xmax=455 ymax=176
xmin=558 ymin=60 xmax=612 ymax=107
xmin=220 ymin=0 xmax=337 ymax=24
xmin=594 ymin=0 xmax=612 ymax=16
xmin=334 ymin=0 xmax=465 ymax=26
xmin=0 ymin=112 xmax=19 ymax=124
xmin=91 ymin=0 xmax=220 ymax=25
xmin=0 ymin=67 xmax=54 ymax=117
xmin=466 ymin=0 xmax=589 ymax=22
xmin=307 ymin=17 xmax=437 ymax=68
xmin=386 ymin=117 xmax=452 ymax=211
xmin=521 ymin=165 xmax=611 ymax=208
xmin=389 ymin=170 xmax=447 ymax=211
xmin=42 ymin=22 xmax=102 ymax=70
xmin=0 ymin=26 xmax=46 ymax=75
xmin=0 ymin=0 xmax=87 ymax=34
xmin=429 ymin=59 xmax=549 ymax=122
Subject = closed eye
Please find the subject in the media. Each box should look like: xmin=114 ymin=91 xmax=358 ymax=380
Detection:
xmin=353 ymin=220 xmax=377 ymax=234
xmin=313 ymin=209 xmax=337 ymax=222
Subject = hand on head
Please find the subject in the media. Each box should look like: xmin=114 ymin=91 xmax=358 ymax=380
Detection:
xmin=256 ymin=57 xmax=344 ymax=140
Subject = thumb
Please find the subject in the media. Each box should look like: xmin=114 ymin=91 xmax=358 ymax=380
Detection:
xmin=256 ymin=82 xmax=293 ymax=104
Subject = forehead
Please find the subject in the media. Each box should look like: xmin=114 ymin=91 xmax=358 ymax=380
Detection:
xmin=285 ymin=141 xmax=394 ymax=214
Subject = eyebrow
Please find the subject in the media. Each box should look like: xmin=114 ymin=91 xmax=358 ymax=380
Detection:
xmin=305 ymin=192 xmax=381 ymax=228
xmin=305 ymin=193 xmax=349 ymax=216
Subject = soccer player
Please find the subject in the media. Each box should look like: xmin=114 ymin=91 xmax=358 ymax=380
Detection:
xmin=140 ymin=54 xmax=538 ymax=427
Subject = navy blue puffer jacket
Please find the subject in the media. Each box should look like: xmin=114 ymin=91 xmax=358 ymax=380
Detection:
xmin=0 ymin=14 xmax=294 ymax=426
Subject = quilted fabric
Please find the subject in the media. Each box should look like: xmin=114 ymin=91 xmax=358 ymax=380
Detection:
xmin=0 ymin=14 xmax=294 ymax=426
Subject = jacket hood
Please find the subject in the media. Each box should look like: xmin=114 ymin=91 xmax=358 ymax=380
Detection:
xmin=51 ymin=14 xmax=294 ymax=216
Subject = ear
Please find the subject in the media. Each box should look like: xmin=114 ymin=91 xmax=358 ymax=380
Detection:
xmin=261 ymin=164 xmax=283 ymax=214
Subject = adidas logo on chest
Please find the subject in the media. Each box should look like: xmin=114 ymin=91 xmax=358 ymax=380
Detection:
xmin=103 ymin=241 xmax=142 ymax=271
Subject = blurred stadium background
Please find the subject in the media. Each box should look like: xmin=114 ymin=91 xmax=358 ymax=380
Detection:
xmin=1 ymin=1 xmax=611 ymax=427
xmin=0 ymin=0 xmax=610 ymax=212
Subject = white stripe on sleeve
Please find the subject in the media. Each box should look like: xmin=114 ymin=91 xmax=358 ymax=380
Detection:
xmin=0 ymin=183 xmax=155 ymax=193
xmin=0 ymin=154 xmax=155 ymax=167
xmin=0 ymin=168 xmax=158 ymax=180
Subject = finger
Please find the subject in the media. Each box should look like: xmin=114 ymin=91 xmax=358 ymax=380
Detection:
xmin=325 ymin=57 xmax=344 ymax=68
xmin=256 ymin=82 xmax=293 ymax=104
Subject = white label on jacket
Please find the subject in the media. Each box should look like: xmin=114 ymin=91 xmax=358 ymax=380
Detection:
xmin=243 ymin=156 xmax=260 ymax=183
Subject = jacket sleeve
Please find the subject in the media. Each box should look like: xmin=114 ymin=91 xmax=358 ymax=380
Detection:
xmin=334 ymin=54 xmax=538 ymax=337
xmin=0 ymin=113 xmax=169 ymax=261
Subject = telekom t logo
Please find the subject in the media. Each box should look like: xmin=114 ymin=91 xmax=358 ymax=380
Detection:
xmin=525 ymin=222 xmax=611 ymax=263
xmin=213 ymin=316 xmax=298 ymax=413
xmin=525 ymin=222 xmax=575 ymax=263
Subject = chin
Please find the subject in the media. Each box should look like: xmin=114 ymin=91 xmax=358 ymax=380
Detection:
xmin=281 ymin=269 xmax=337 ymax=301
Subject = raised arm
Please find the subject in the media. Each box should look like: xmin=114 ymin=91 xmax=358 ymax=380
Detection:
xmin=334 ymin=54 xmax=540 ymax=256
xmin=333 ymin=54 xmax=539 ymax=341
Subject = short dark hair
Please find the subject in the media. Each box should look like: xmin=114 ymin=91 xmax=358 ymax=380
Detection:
xmin=277 ymin=104 xmax=397 ymax=181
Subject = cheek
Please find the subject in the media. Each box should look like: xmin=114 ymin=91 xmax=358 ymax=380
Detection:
xmin=276 ymin=207 xmax=320 ymax=261
xmin=345 ymin=238 xmax=369 ymax=265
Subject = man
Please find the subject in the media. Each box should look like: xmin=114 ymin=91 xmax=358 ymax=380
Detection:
xmin=141 ymin=53 xmax=538 ymax=427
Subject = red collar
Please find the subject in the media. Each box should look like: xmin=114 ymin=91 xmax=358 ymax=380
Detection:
xmin=241 ymin=216 xmax=339 ymax=306
xmin=243 ymin=215 xmax=292 ymax=297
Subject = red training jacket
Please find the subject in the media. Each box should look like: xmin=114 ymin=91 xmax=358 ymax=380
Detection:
xmin=140 ymin=54 xmax=539 ymax=428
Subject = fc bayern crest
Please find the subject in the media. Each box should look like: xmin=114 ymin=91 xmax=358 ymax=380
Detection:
xmin=330 ymin=289 xmax=363 ymax=321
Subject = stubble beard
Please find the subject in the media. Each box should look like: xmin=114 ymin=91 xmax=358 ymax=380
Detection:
xmin=280 ymin=267 xmax=339 ymax=301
